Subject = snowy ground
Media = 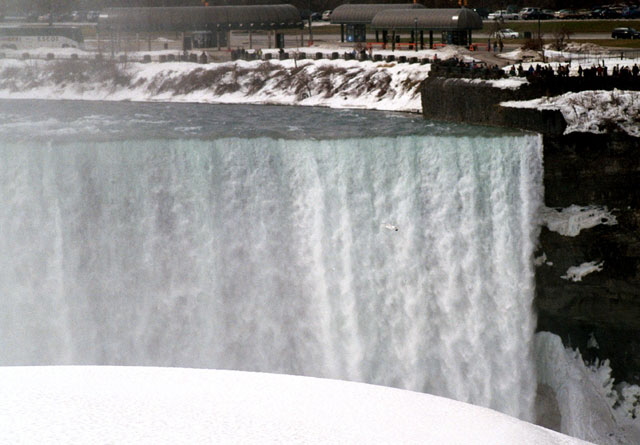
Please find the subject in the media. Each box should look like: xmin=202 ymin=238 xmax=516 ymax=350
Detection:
xmin=498 ymin=44 xmax=640 ymax=137
xmin=0 ymin=365 xmax=591 ymax=445
xmin=0 ymin=54 xmax=431 ymax=113
xmin=502 ymin=90 xmax=640 ymax=137
xmin=2 ymin=332 xmax=640 ymax=444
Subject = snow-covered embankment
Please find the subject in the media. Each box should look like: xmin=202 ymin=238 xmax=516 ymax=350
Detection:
xmin=0 ymin=57 xmax=431 ymax=112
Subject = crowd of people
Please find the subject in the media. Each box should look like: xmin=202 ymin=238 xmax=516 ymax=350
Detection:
xmin=430 ymin=57 xmax=507 ymax=79
xmin=507 ymin=62 xmax=640 ymax=79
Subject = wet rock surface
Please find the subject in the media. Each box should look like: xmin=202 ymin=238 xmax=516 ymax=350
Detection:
xmin=537 ymin=132 xmax=640 ymax=384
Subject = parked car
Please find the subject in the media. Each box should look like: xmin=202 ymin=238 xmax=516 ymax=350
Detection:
xmin=599 ymin=8 xmax=622 ymax=18
xmin=611 ymin=27 xmax=640 ymax=39
xmin=492 ymin=28 xmax=520 ymax=39
xmin=572 ymin=9 xmax=591 ymax=19
xmin=487 ymin=10 xmax=519 ymax=20
xmin=554 ymin=9 xmax=574 ymax=19
xmin=71 ymin=11 xmax=86 ymax=22
xmin=321 ymin=10 xmax=331 ymax=21
xmin=519 ymin=7 xmax=538 ymax=17
xmin=86 ymin=11 xmax=100 ymax=22
xmin=622 ymin=7 xmax=640 ymax=18
xmin=300 ymin=10 xmax=321 ymax=21
xmin=522 ymin=10 xmax=554 ymax=20
xmin=590 ymin=7 xmax=621 ymax=19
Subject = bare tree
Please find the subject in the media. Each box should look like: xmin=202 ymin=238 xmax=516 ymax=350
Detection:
xmin=552 ymin=26 xmax=573 ymax=51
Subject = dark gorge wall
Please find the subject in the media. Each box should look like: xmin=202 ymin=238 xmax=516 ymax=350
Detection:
xmin=537 ymin=132 xmax=640 ymax=384
xmin=421 ymin=78 xmax=640 ymax=383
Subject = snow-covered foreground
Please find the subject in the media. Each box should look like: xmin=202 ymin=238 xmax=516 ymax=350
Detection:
xmin=0 ymin=365 xmax=590 ymax=445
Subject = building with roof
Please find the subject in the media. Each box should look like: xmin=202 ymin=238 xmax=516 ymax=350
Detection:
xmin=330 ymin=3 xmax=425 ymax=43
xmin=331 ymin=5 xmax=482 ymax=49
xmin=99 ymin=5 xmax=303 ymax=51
xmin=372 ymin=8 xmax=482 ymax=49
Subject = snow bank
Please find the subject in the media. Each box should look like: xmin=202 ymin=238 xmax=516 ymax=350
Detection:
xmin=458 ymin=76 xmax=529 ymax=90
xmin=496 ymin=47 xmax=640 ymax=137
xmin=0 ymin=56 xmax=431 ymax=113
xmin=561 ymin=261 xmax=604 ymax=282
xmin=0 ymin=366 xmax=591 ymax=445
xmin=541 ymin=205 xmax=618 ymax=237
xmin=502 ymin=90 xmax=640 ymax=137
xmin=498 ymin=48 xmax=544 ymax=62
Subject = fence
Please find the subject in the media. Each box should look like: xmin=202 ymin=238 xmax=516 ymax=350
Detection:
xmin=0 ymin=49 xmax=432 ymax=65
xmin=544 ymin=49 xmax=640 ymax=66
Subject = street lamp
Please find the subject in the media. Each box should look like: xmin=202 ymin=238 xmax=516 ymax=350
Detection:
xmin=308 ymin=0 xmax=313 ymax=46
xmin=414 ymin=17 xmax=418 ymax=52
xmin=537 ymin=14 xmax=543 ymax=61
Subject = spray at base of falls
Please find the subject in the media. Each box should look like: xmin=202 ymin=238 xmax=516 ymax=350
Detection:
xmin=535 ymin=332 xmax=640 ymax=444
xmin=0 ymin=134 xmax=543 ymax=421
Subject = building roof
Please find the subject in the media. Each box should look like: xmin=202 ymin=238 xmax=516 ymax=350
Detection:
xmin=99 ymin=5 xmax=303 ymax=32
xmin=371 ymin=8 xmax=483 ymax=30
xmin=330 ymin=3 xmax=425 ymax=25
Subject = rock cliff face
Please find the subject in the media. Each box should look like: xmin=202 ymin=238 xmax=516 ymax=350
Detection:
xmin=422 ymin=78 xmax=640 ymax=383
xmin=537 ymin=132 xmax=640 ymax=384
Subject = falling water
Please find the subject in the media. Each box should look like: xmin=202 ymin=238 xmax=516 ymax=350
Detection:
xmin=0 ymin=102 xmax=543 ymax=421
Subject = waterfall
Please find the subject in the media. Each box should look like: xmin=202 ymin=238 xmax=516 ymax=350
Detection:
xmin=0 ymin=134 xmax=543 ymax=421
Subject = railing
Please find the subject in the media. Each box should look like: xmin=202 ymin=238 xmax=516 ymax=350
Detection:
xmin=524 ymin=72 xmax=640 ymax=92
xmin=429 ymin=60 xmax=506 ymax=80
xmin=0 ymin=49 xmax=434 ymax=65
xmin=365 ymin=42 xmax=448 ymax=51
xmin=544 ymin=49 xmax=640 ymax=66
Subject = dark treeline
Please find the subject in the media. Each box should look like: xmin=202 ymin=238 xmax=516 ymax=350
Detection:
xmin=1 ymin=0 xmax=629 ymax=16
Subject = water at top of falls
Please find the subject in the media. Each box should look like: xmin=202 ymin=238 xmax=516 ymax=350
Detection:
xmin=0 ymin=99 xmax=543 ymax=421
xmin=0 ymin=99 xmax=524 ymax=143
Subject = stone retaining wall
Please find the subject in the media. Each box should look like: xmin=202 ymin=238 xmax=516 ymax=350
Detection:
xmin=420 ymin=77 xmax=567 ymax=135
